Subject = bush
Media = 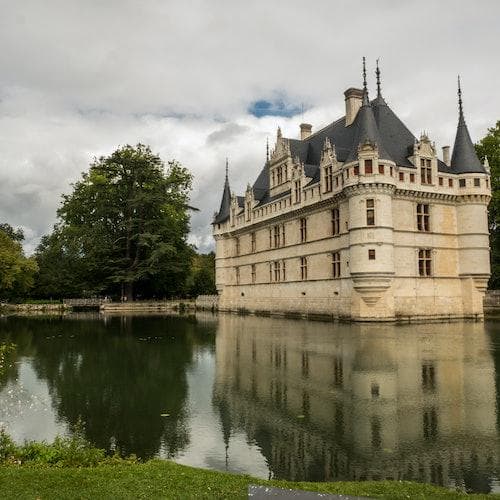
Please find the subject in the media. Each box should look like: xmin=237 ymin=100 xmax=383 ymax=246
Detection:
xmin=0 ymin=427 xmax=137 ymax=467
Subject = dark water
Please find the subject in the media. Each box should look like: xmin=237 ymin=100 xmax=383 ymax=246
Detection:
xmin=1 ymin=313 xmax=500 ymax=493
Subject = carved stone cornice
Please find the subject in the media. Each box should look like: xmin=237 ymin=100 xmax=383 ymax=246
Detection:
xmin=343 ymin=183 xmax=396 ymax=197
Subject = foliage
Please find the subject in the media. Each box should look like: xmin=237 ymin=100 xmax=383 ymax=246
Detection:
xmin=0 ymin=226 xmax=38 ymax=301
xmin=33 ymin=144 xmax=194 ymax=299
xmin=0 ymin=459 xmax=492 ymax=499
xmin=187 ymin=252 xmax=216 ymax=297
xmin=0 ymin=428 xmax=137 ymax=467
xmin=476 ymin=121 xmax=500 ymax=288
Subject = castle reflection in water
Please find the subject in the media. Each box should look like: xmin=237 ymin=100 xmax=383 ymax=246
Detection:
xmin=211 ymin=314 xmax=498 ymax=491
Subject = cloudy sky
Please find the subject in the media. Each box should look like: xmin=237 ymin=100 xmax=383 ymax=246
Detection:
xmin=0 ymin=0 xmax=499 ymax=254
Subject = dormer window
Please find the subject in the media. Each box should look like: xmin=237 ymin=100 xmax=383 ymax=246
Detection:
xmin=420 ymin=159 xmax=432 ymax=184
xmin=324 ymin=165 xmax=333 ymax=192
xmin=294 ymin=180 xmax=301 ymax=203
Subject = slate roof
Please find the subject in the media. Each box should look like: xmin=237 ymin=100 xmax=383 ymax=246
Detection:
xmin=213 ymin=174 xmax=231 ymax=224
xmin=214 ymin=81 xmax=485 ymax=223
xmin=450 ymin=105 xmax=484 ymax=173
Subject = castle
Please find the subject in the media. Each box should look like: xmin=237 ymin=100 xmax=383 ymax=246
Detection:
xmin=212 ymin=62 xmax=491 ymax=321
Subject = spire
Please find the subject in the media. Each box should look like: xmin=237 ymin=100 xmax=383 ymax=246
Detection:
xmin=266 ymin=137 xmax=269 ymax=162
xmin=362 ymin=56 xmax=369 ymax=106
xmin=450 ymin=77 xmax=484 ymax=173
xmin=376 ymin=59 xmax=381 ymax=98
xmin=214 ymin=158 xmax=232 ymax=224
xmin=458 ymin=75 xmax=463 ymax=119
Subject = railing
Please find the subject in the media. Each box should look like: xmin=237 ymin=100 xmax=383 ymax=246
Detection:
xmin=63 ymin=298 xmax=107 ymax=307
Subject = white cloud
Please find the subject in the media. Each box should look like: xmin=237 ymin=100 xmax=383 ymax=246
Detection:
xmin=0 ymin=0 xmax=499 ymax=254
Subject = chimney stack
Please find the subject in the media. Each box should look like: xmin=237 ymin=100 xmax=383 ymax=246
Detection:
xmin=300 ymin=123 xmax=312 ymax=140
xmin=344 ymin=88 xmax=363 ymax=126
xmin=442 ymin=146 xmax=450 ymax=166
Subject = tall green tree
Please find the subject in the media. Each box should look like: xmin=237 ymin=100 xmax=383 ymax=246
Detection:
xmin=476 ymin=121 xmax=500 ymax=288
xmin=0 ymin=224 xmax=38 ymax=301
xmin=35 ymin=144 xmax=194 ymax=299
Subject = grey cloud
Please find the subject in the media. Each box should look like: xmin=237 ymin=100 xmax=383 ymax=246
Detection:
xmin=206 ymin=123 xmax=249 ymax=145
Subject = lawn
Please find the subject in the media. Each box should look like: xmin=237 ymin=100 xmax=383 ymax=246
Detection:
xmin=0 ymin=460 xmax=497 ymax=500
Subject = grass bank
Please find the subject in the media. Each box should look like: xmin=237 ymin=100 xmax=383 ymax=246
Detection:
xmin=0 ymin=401 xmax=496 ymax=499
xmin=0 ymin=460 xmax=497 ymax=500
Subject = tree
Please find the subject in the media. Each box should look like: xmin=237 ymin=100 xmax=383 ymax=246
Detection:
xmin=0 ymin=224 xmax=38 ymax=301
xmin=35 ymin=144 xmax=194 ymax=299
xmin=476 ymin=121 xmax=500 ymax=288
xmin=187 ymin=252 xmax=216 ymax=297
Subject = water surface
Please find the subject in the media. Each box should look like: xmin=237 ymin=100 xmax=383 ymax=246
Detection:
xmin=1 ymin=313 xmax=499 ymax=493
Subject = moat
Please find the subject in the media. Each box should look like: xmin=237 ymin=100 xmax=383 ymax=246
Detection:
xmin=1 ymin=313 xmax=499 ymax=493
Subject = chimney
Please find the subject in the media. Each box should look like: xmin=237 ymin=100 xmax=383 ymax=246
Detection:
xmin=300 ymin=123 xmax=312 ymax=140
xmin=344 ymin=88 xmax=363 ymax=126
xmin=442 ymin=145 xmax=450 ymax=166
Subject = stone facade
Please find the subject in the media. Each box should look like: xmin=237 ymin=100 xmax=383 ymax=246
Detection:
xmin=213 ymin=67 xmax=491 ymax=321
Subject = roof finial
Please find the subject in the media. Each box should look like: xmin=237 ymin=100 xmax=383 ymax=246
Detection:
xmin=458 ymin=75 xmax=464 ymax=118
xmin=225 ymin=157 xmax=229 ymax=180
xmin=361 ymin=56 xmax=370 ymax=106
xmin=266 ymin=136 xmax=269 ymax=162
xmin=362 ymin=56 xmax=367 ymax=92
xmin=376 ymin=58 xmax=381 ymax=97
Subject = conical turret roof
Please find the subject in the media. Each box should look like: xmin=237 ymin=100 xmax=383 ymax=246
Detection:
xmin=214 ymin=160 xmax=231 ymax=224
xmin=345 ymin=89 xmax=394 ymax=163
xmin=450 ymin=78 xmax=484 ymax=174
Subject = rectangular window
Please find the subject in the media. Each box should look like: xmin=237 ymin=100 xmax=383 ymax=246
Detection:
xmin=421 ymin=158 xmax=432 ymax=184
xmin=251 ymin=232 xmax=256 ymax=253
xmin=331 ymin=208 xmax=340 ymax=236
xmin=368 ymin=249 xmax=376 ymax=260
xmin=399 ymin=172 xmax=404 ymax=181
xmin=251 ymin=264 xmax=256 ymax=284
xmin=474 ymin=178 xmax=480 ymax=187
xmin=366 ymin=199 xmax=375 ymax=226
xmin=235 ymin=266 xmax=240 ymax=285
xmin=410 ymin=173 xmax=415 ymax=183
xmin=448 ymin=178 xmax=453 ymax=187
xmin=378 ymin=164 xmax=384 ymax=174
xmin=273 ymin=261 xmax=281 ymax=282
xmin=438 ymin=177 xmax=443 ymax=186
xmin=365 ymin=159 xmax=373 ymax=174
xmin=282 ymin=260 xmax=286 ymax=281
xmin=235 ymin=237 xmax=240 ymax=256
xmin=417 ymin=203 xmax=430 ymax=232
xmin=269 ymin=228 xmax=272 ymax=248
xmin=354 ymin=165 xmax=359 ymax=176
xmin=294 ymin=180 xmax=301 ymax=203
xmin=273 ymin=225 xmax=280 ymax=248
xmin=300 ymin=257 xmax=308 ymax=280
xmin=269 ymin=262 xmax=273 ymax=282
xmin=418 ymin=249 xmax=432 ymax=277
xmin=300 ymin=218 xmax=307 ymax=242
xmin=423 ymin=408 xmax=438 ymax=440
xmin=390 ymin=166 xmax=393 ymax=176
xmin=281 ymin=224 xmax=286 ymax=246
xmin=324 ymin=165 xmax=333 ymax=192
xmin=459 ymin=178 xmax=466 ymax=188
xmin=332 ymin=252 xmax=341 ymax=278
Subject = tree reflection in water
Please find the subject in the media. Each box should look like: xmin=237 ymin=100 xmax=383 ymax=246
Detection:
xmin=0 ymin=314 xmax=214 ymax=459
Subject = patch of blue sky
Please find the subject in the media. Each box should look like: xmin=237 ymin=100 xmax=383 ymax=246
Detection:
xmin=248 ymin=99 xmax=303 ymax=118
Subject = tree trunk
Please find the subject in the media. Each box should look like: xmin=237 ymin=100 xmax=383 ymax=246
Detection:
xmin=124 ymin=282 xmax=134 ymax=301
